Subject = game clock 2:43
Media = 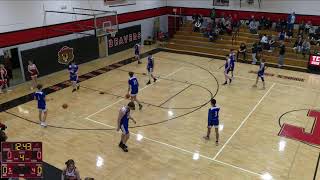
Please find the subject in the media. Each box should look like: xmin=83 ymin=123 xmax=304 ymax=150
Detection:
xmin=1 ymin=142 xmax=43 ymax=178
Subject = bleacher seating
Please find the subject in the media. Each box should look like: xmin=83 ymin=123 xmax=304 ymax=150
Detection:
xmin=165 ymin=21 xmax=320 ymax=70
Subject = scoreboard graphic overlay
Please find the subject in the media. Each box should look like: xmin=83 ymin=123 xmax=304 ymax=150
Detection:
xmin=1 ymin=142 xmax=43 ymax=178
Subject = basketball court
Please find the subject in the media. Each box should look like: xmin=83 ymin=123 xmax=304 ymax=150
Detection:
xmin=1 ymin=47 xmax=320 ymax=179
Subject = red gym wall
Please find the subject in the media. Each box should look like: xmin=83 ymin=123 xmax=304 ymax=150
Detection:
xmin=1 ymin=6 xmax=320 ymax=49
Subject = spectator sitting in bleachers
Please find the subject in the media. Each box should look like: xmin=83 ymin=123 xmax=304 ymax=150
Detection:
xmin=286 ymin=29 xmax=293 ymax=39
xmin=192 ymin=14 xmax=203 ymax=32
xmin=309 ymin=26 xmax=316 ymax=40
xmin=249 ymin=19 xmax=258 ymax=34
xmin=302 ymin=39 xmax=311 ymax=58
xmin=275 ymin=19 xmax=282 ymax=32
xmin=259 ymin=16 xmax=266 ymax=30
xmin=237 ymin=42 xmax=247 ymax=61
xmin=225 ymin=19 xmax=233 ymax=35
xmin=247 ymin=15 xmax=255 ymax=26
xmin=297 ymin=29 xmax=304 ymax=39
xmin=305 ymin=21 xmax=312 ymax=34
xmin=278 ymin=30 xmax=286 ymax=41
xmin=260 ymin=34 xmax=269 ymax=49
xmin=200 ymin=18 xmax=209 ymax=33
xmin=268 ymin=36 xmax=276 ymax=52
xmin=293 ymin=37 xmax=303 ymax=53
xmin=280 ymin=19 xmax=287 ymax=31
xmin=265 ymin=17 xmax=272 ymax=30
xmin=298 ymin=21 xmax=305 ymax=32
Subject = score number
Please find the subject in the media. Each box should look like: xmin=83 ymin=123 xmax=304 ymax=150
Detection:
xmin=1 ymin=163 xmax=43 ymax=178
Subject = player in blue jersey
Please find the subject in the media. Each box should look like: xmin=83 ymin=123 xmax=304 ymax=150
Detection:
xmin=68 ymin=62 xmax=80 ymax=92
xmin=223 ymin=55 xmax=232 ymax=85
xmin=146 ymin=54 xmax=157 ymax=85
xmin=203 ymin=98 xmax=220 ymax=145
xmin=229 ymin=49 xmax=236 ymax=78
xmin=253 ymin=59 xmax=266 ymax=89
xmin=34 ymin=84 xmax=47 ymax=127
xmin=117 ymin=102 xmax=136 ymax=152
xmin=128 ymin=72 xmax=143 ymax=110
xmin=134 ymin=43 xmax=142 ymax=64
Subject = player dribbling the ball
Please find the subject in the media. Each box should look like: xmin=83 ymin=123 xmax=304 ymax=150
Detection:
xmin=128 ymin=72 xmax=143 ymax=110
xmin=146 ymin=54 xmax=157 ymax=85
xmin=117 ymin=102 xmax=136 ymax=152
xmin=34 ymin=84 xmax=47 ymax=127
xmin=253 ymin=58 xmax=266 ymax=89
xmin=203 ymin=98 xmax=220 ymax=146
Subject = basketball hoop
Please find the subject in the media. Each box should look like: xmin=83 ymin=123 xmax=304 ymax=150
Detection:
xmin=105 ymin=28 xmax=117 ymax=37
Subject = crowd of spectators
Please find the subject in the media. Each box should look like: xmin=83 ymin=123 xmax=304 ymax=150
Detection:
xmin=190 ymin=11 xmax=318 ymax=67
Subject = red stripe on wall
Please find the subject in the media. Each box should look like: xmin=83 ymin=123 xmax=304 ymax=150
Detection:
xmin=0 ymin=7 xmax=168 ymax=48
xmin=1 ymin=6 xmax=320 ymax=48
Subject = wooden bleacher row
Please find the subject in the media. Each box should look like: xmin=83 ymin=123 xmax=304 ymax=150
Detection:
xmin=173 ymin=33 xmax=309 ymax=59
xmin=165 ymin=21 xmax=318 ymax=69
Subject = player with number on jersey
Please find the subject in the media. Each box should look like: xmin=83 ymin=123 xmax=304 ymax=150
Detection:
xmin=34 ymin=84 xmax=47 ymax=127
xmin=203 ymin=98 xmax=220 ymax=146
xmin=146 ymin=54 xmax=157 ymax=85
xmin=128 ymin=72 xmax=143 ymax=110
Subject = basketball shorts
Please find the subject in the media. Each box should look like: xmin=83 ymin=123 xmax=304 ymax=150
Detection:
xmin=70 ymin=75 xmax=78 ymax=82
xmin=38 ymin=106 xmax=47 ymax=112
xmin=120 ymin=124 xmax=129 ymax=135
xmin=130 ymin=90 xmax=138 ymax=96
xmin=208 ymin=119 xmax=219 ymax=128
xmin=147 ymin=67 xmax=153 ymax=73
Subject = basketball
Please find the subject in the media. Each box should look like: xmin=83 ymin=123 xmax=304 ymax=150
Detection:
xmin=125 ymin=94 xmax=130 ymax=99
xmin=62 ymin=103 xmax=68 ymax=109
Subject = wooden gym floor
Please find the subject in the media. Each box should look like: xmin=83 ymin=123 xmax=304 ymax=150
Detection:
xmin=1 ymin=48 xmax=320 ymax=180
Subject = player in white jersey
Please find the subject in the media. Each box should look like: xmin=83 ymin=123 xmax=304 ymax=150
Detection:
xmin=27 ymin=60 xmax=39 ymax=89
xmin=134 ymin=43 xmax=142 ymax=64
xmin=223 ymin=55 xmax=232 ymax=85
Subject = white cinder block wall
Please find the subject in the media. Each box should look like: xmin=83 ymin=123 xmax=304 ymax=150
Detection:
xmin=167 ymin=0 xmax=320 ymax=15
xmin=0 ymin=0 xmax=167 ymax=52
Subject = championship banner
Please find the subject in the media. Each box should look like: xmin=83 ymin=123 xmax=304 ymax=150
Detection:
xmin=107 ymin=25 xmax=141 ymax=55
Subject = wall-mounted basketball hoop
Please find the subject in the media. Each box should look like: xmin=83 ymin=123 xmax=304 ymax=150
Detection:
xmin=43 ymin=7 xmax=118 ymax=38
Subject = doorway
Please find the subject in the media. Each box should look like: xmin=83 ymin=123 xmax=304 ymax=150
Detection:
xmin=3 ymin=48 xmax=24 ymax=86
